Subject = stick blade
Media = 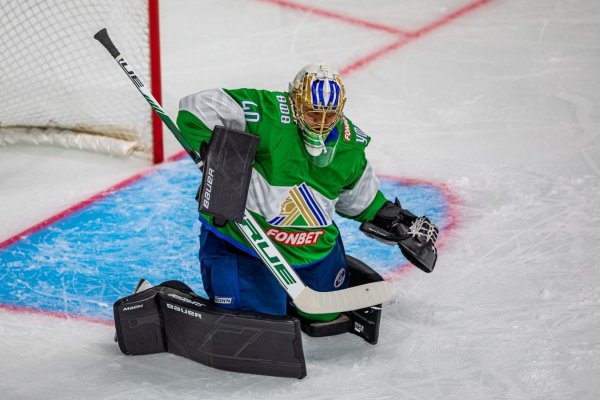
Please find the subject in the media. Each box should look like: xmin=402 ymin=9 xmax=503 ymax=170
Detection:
xmin=293 ymin=281 xmax=392 ymax=314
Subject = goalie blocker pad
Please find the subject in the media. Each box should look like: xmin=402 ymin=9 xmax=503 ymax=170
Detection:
xmin=198 ymin=125 xmax=260 ymax=223
xmin=114 ymin=281 xmax=306 ymax=379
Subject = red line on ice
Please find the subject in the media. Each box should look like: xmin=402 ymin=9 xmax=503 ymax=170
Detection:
xmin=258 ymin=0 xmax=410 ymax=35
xmin=0 ymin=150 xmax=186 ymax=251
xmin=0 ymin=172 xmax=150 ymax=250
xmin=260 ymin=0 xmax=496 ymax=76
xmin=0 ymin=303 xmax=113 ymax=326
xmin=341 ymin=0 xmax=498 ymax=76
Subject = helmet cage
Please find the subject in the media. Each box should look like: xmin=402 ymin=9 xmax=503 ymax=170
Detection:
xmin=291 ymin=67 xmax=346 ymax=140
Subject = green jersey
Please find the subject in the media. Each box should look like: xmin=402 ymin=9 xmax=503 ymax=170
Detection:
xmin=177 ymin=88 xmax=387 ymax=265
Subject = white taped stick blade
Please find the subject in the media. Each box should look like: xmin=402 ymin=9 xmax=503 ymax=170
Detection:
xmin=292 ymin=280 xmax=392 ymax=314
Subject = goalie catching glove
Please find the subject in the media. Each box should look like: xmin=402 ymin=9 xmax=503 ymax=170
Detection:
xmin=359 ymin=199 xmax=438 ymax=273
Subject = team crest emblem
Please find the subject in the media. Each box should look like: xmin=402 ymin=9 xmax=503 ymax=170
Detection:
xmin=268 ymin=183 xmax=328 ymax=228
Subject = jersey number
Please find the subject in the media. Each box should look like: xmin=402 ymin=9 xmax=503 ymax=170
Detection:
xmin=242 ymin=100 xmax=260 ymax=123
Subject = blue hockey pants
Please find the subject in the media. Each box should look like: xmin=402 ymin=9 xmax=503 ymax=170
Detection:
xmin=199 ymin=226 xmax=349 ymax=316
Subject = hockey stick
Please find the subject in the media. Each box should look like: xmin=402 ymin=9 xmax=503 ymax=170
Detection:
xmin=94 ymin=28 xmax=391 ymax=314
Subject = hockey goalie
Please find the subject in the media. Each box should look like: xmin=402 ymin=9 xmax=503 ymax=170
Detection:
xmin=110 ymin=60 xmax=439 ymax=378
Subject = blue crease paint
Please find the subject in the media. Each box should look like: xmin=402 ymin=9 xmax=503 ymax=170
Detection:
xmin=0 ymin=158 xmax=449 ymax=320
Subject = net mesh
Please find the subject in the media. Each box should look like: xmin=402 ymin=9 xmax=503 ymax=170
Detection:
xmin=0 ymin=0 xmax=155 ymax=157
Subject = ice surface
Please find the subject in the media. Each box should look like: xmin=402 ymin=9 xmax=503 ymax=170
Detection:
xmin=1 ymin=0 xmax=599 ymax=399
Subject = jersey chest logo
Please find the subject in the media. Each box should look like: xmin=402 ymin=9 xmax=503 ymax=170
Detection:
xmin=267 ymin=182 xmax=328 ymax=228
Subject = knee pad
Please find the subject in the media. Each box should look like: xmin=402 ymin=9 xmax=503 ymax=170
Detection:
xmin=293 ymin=255 xmax=383 ymax=345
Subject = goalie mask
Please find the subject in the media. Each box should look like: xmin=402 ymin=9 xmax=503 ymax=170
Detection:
xmin=289 ymin=63 xmax=346 ymax=167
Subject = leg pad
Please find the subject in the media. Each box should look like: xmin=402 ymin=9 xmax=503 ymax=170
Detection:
xmin=114 ymin=281 xmax=306 ymax=379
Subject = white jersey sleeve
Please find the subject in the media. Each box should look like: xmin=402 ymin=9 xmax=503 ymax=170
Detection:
xmin=178 ymin=88 xmax=246 ymax=131
xmin=335 ymin=161 xmax=381 ymax=217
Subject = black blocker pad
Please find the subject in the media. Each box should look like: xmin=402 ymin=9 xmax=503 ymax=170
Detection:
xmin=114 ymin=281 xmax=306 ymax=379
xmin=198 ymin=125 xmax=260 ymax=223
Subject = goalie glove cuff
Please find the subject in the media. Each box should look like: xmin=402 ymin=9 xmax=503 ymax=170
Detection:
xmin=370 ymin=199 xmax=418 ymax=242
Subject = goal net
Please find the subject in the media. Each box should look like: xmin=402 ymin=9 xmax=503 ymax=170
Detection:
xmin=0 ymin=0 xmax=163 ymax=163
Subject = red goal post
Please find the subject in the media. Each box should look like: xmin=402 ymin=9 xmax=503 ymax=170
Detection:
xmin=0 ymin=0 xmax=164 ymax=163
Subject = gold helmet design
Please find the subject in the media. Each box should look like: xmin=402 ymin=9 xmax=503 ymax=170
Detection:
xmin=289 ymin=63 xmax=346 ymax=166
